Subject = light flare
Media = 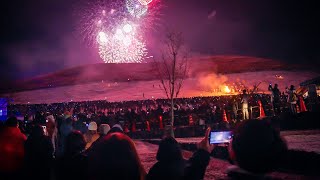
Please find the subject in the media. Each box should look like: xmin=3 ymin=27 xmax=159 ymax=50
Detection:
xmin=123 ymin=24 xmax=133 ymax=33
xmin=97 ymin=31 xmax=108 ymax=44
xmin=224 ymin=86 xmax=231 ymax=93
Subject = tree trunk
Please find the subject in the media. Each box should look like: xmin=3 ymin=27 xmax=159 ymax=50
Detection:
xmin=170 ymin=97 xmax=175 ymax=137
xmin=169 ymin=53 xmax=176 ymax=137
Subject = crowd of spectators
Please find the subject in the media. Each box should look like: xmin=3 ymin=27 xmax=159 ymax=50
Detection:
xmin=8 ymin=92 xmax=299 ymax=134
xmin=0 ymin=87 xmax=315 ymax=180
xmin=0 ymin=114 xmax=290 ymax=180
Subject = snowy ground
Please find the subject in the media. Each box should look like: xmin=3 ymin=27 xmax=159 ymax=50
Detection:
xmin=141 ymin=130 xmax=320 ymax=154
xmin=135 ymin=130 xmax=320 ymax=179
xmin=3 ymin=70 xmax=318 ymax=104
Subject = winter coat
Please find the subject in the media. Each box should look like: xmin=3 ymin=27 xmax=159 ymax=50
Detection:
xmin=0 ymin=127 xmax=27 ymax=173
xmin=55 ymin=152 xmax=88 ymax=180
xmin=147 ymin=160 xmax=186 ymax=180
xmin=24 ymin=134 xmax=53 ymax=180
xmin=84 ymin=132 xmax=100 ymax=149
xmin=226 ymin=166 xmax=278 ymax=180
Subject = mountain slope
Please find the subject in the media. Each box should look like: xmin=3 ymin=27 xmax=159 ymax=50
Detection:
xmin=1 ymin=55 xmax=315 ymax=93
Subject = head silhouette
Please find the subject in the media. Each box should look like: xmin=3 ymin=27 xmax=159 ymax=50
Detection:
xmin=230 ymin=120 xmax=287 ymax=173
xmin=88 ymin=133 xmax=145 ymax=180
xmin=30 ymin=125 xmax=45 ymax=137
xmin=64 ymin=131 xmax=86 ymax=156
xmin=156 ymin=136 xmax=183 ymax=162
xmin=290 ymin=85 xmax=295 ymax=90
xmin=5 ymin=116 xmax=18 ymax=127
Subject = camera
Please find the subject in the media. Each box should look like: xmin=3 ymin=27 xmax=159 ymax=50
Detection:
xmin=209 ymin=131 xmax=232 ymax=144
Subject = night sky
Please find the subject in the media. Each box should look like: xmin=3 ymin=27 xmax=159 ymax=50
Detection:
xmin=0 ymin=0 xmax=319 ymax=83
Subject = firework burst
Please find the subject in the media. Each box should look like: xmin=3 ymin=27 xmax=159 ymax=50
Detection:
xmin=126 ymin=0 xmax=148 ymax=18
xmin=98 ymin=22 xmax=147 ymax=63
xmin=75 ymin=0 xmax=162 ymax=63
xmin=99 ymin=37 xmax=147 ymax=63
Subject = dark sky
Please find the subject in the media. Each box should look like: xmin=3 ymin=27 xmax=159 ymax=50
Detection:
xmin=1 ymin=0 xmax=319 ymax=83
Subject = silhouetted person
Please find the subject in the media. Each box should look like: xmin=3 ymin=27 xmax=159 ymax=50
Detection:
xmin=84 ymin=121 xmax=100 ymax=149
xmin=24 ymin=125 xmax=53 ymax=180
xmin=56 ymin=131 xmax=88 ymax=180
xmin=147 ymin=128 xmax=214 ymax=180
xmin=88 ymin=132 xmax=146 ymax=180
xmin=0 ymin=116 xmax=27 ymax=180
xmin=227 ymin=120 xmax=287 ymax=179
xmin=147 ymin=137 xmax=186 ymax=180
xmin=58 ymin=117 xmax=73 ymax=156
xmin=241 ymin=90 xmax=249 ymax=120
xmin=286 ymin=85 xmax=297 ymax=114
xmin=268 ymin=84 xmax=281 ymax=115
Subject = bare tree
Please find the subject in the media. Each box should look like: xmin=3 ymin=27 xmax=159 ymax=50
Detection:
xmin=154 ymin=31 xmax=188 ymax=137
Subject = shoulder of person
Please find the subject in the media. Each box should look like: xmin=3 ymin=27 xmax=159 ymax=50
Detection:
xmin=226 ymin=165 xmax=275 ymax=180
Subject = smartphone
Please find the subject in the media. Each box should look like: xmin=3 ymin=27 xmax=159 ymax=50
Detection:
xmin=209 ymin=131 xmax=232 ymax=144
xmin=42 ymin=126 xmax=47 ymax=135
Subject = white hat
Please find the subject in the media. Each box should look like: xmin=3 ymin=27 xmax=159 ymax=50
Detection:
xmin=112 ymin=124 xmax=123 ymax=131
xmin=99 ymin=124 xmax=111 ymax=135
xmin=88 ymin=122 xmax=98 ymax=131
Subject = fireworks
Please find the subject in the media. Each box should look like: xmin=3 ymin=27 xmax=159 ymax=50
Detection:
xmin=98 ymin=38 xmax=147 ymax=63
xmin=98 ymin=22 xmax=147 ymax=63
xmin=76 ymin=0 xmax=162 ymax=63
xmin=126 ymin=0 xmax=148 ymax=18
xmin=138 ymin=0 xmax=153 ymax=6
xmin=97 ymin=31 xmax=108 ymax=44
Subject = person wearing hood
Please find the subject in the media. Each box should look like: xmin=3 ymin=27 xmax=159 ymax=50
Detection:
xmin=146 ymin=136 xmax=185 ymax=180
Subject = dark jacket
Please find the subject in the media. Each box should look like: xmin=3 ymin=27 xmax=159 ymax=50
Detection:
xmin=147 ymin=149 xmax=211 ymax=180
xmin=55 ymin=152 xmax=88 ymax=180
xmin=147 ymin=160 xmax=186 ymax=180
xmin=24 ymin=134 xmax=53 ymax=180
xmin=0 ymin=127 xmax=27 ymax=173
xmin=226 ymin=166 xmax=278 ymax=180
xmin=0 ymin=127 xmax=27 ymax=180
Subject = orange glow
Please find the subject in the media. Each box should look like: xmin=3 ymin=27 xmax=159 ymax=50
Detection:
xmin=224 ymin=86 xmax=231 ymax=93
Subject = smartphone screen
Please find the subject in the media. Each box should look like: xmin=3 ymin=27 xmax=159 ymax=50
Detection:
xmin=209 ymin=131 xmax=232 ymax=144
xmin=42 ymin=126 xmax=47 ymax=135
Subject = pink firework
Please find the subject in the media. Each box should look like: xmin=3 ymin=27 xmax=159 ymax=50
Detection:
xmin=75 ymin=0 xmax=162 ymax=63
xmin=98 ymin=22 xmax=147 ymax=63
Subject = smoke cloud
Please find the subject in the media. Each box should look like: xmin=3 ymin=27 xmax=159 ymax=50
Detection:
xmin=197 ymin=73 xmax=228 ymax=92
